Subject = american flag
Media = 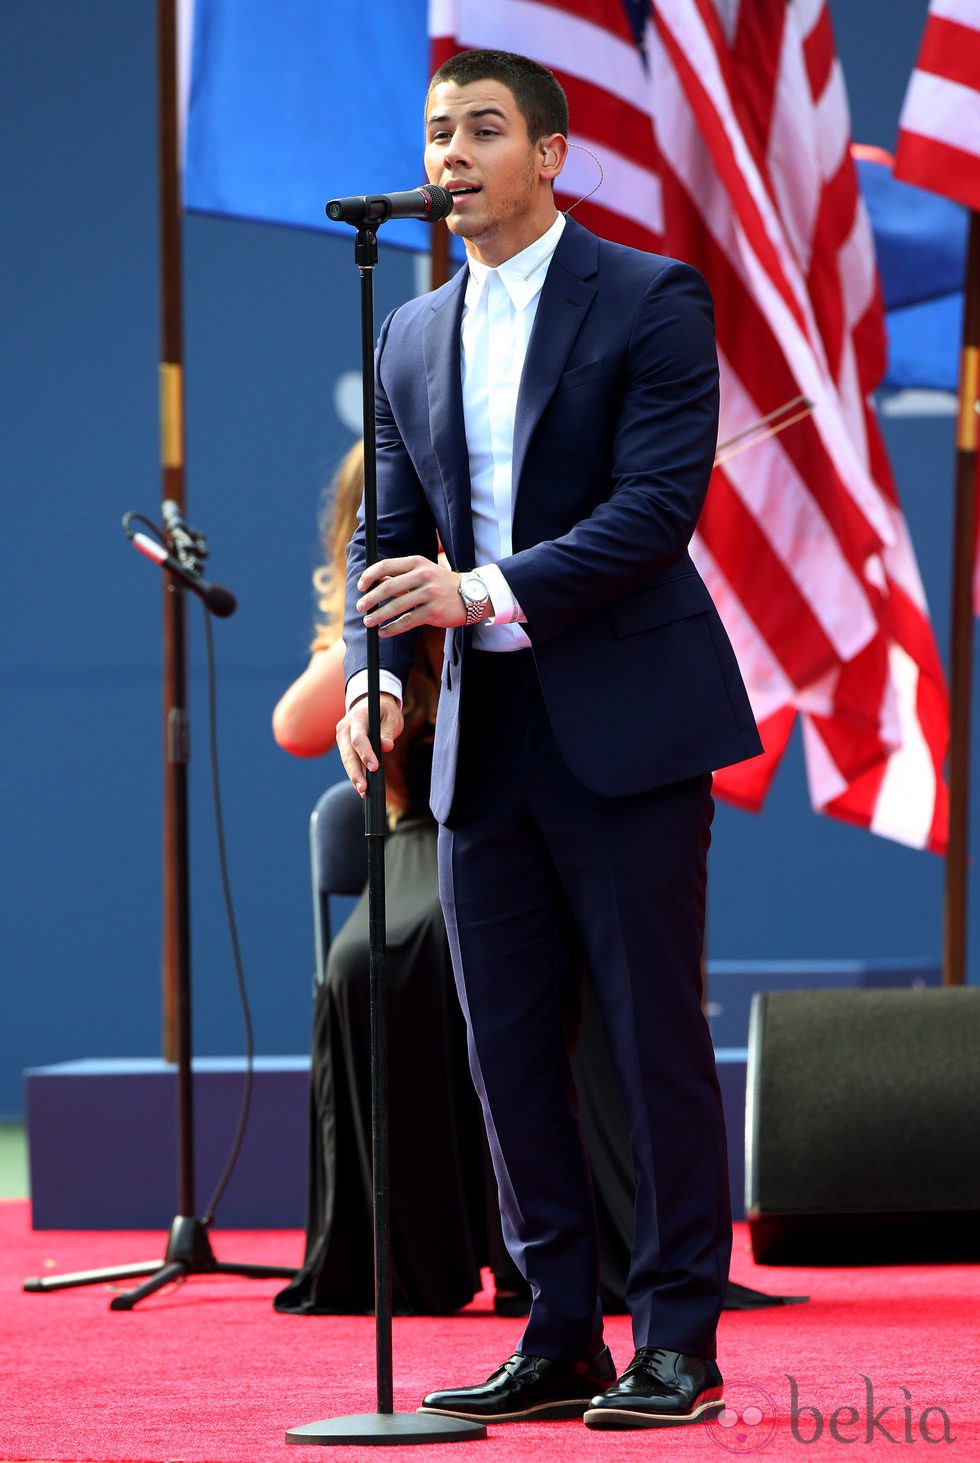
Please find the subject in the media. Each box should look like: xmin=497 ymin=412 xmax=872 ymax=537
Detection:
xmin=430 ymin=0 xmax=950 ymax=852
xmin=894 ymin=0 xmax=980 ymax=618
xmin=894 ymin=0 xmax=980 ymax=215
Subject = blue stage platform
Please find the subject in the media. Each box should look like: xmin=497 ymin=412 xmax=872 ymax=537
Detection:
xmin=25 ymin=960 xmax=938 ymax=1231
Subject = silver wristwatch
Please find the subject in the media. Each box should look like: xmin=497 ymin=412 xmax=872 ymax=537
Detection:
xmin=458 ymin=572 xmax=492 ymax=626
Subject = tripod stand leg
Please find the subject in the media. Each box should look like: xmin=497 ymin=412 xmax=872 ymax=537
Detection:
xmin=107 ymin=1222 xmax=297 ymax=1308
xmin=24 ymin=1260 xmax=164 ymax=1294
xmin=106 ymin=1215 xmax=296 ymax=1308
xmin=212 ymin=1261 xmax=299 ymax=1280
xmin=110 ymin=1260 xmax=187 ymax=1311
xmin=23 ymin=1212 xmax=298 ymax=1310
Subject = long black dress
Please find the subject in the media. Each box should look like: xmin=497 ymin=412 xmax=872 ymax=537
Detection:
xmin=274 ymin=813 xmax=511 ymax=1316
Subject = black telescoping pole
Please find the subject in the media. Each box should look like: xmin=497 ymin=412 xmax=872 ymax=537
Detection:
xmin=284 ymin=221 xmax=484 ymax=1448
xmin=355 ymin=225 xmax=395 ymax=1415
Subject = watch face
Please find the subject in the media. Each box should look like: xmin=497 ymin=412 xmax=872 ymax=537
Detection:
xmin=462 ymin=575 xmax=488 ymax=605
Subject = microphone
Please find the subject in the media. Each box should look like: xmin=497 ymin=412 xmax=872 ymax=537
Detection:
xmin=127 ymin=529 xmax=238 ymax=618
xmin=325 ymin=184 xmax=454 ymax=225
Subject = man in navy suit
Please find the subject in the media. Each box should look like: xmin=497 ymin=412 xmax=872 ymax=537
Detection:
xmin=338 ymin=48 xmax=761 ymax=1431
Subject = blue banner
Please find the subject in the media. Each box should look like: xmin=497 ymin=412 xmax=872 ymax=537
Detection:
xmin=185 ymin=0 xmax=436 ymax=251
xmin=856 ymin=154 xmax=966 ymax=393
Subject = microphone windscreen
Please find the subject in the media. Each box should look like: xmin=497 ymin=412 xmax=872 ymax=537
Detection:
xmin=420 ymin=184 xmax=454 ymax=222
xmin=204 ymin=583 xmax=237 ymax=618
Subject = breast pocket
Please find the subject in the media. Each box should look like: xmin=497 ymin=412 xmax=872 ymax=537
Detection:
xmin=553 ymin=359 xmax=605 ymax=394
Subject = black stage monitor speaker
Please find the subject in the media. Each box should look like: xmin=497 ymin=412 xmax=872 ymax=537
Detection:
xmin=745 ymin=986 xmax=980 ymax=1265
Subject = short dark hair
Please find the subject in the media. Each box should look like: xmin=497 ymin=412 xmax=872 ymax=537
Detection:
xmin=428 ymin=49 xmax=569 ymax=143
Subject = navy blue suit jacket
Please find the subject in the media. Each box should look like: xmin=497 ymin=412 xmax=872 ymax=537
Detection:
xmin=345 ymin=216 xmax=761 ymax=822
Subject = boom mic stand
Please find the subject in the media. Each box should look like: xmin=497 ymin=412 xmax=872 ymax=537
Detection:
xmin=286 ymin=209 xmax=483 ymax=1447
xmin=23 ymin=510 xmax=296 ymax=1310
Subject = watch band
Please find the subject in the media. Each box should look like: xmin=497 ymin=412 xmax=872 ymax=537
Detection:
xmin=458 ymin=573 xmax=491 ymax=625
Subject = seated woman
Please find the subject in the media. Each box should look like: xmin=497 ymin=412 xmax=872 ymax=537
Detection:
xmin=272 ymin=441 xmax=528 ymax=1316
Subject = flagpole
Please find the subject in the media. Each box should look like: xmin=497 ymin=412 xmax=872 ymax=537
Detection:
xmin=943 ymin=209 xmax=980 ymax=988
xmin=21 ymin=0 xmax=301 ymax=1307
xmin=158 ymin=0 xmax=188 ymax=1061
xmin=430 ymin=219 xmax=450 ymax=290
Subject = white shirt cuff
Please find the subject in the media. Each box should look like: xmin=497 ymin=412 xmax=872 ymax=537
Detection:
xmin=477 ymin=563 xmax=525 ymax=625
xmin=345 ymin=669 xmax=403 ymax=711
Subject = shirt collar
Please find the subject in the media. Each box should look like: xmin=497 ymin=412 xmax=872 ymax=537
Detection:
xmin=465 ymin=212 xmax=566 ymax=312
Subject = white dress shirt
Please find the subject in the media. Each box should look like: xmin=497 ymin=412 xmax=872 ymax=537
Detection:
xmin=348 ymin=212 xmax=566 ymax=707
xmin=462 ymin=211 xmax=565 ymax=650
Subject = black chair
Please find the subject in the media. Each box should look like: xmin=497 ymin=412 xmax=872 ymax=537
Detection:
xmin=308 ymin=778 xmax=371 ymax=987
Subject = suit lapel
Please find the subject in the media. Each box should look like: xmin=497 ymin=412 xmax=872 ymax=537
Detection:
xmin=513 ymin=219 xmax=598 ymax=499
xmin=422 ymin=270 xmax=474 ymax=569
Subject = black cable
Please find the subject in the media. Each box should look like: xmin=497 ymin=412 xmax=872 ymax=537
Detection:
xmin=121 ymin=509 xmax=164 ymax=544
xmin=198 ymin=603 xmax=255 ymax=1227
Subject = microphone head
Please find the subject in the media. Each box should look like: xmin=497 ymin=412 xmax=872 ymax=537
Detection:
xmin=419 ymin=184 xmax=454 ymax=222
xmin=204 ymin=582 xmax=238 ymax=618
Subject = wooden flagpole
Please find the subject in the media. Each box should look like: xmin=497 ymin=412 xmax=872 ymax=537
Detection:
xmin=943 ymin=209 xmax=980 ymax=987
xmin=157 ymin=0 xmax=188 ymax=1059
xmin=430 ymin=219 xmax=450 ymax=291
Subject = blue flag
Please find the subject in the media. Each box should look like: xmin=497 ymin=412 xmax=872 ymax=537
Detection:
xmin=855 ymin=153 xmax=966 ymax=394
xmin=184 ymin=0 xmax=436 ymax=251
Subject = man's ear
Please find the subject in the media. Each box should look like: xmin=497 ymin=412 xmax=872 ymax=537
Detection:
xmin=538 ymin=133 xmax=568 ymax=179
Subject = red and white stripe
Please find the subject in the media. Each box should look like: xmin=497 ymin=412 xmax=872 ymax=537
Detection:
xmin=429 ymin=0 xmax=949 ymax=851
xmin=894 ymin=0 xmax=980 ymax=214
xmin=895 ymin=0 xmax=980 ymax=618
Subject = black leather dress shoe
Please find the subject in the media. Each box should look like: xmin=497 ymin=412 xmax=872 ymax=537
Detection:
xmin=418 ymin=1346 xmax=616 ymax=1422
xmin=583 ymin=1347 xmax=724 ymax=1429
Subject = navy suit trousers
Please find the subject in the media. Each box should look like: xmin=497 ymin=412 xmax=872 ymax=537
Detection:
xmin=437 ymin=650 xmax=731 ymax=1362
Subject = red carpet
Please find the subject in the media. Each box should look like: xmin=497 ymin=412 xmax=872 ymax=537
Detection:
xmin=2 ymin=1198 xmax=978 ymax=1461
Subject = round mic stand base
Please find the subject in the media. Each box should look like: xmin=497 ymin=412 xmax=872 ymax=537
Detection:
xmin=286 ymin=1414 xmax=487 ymax=1446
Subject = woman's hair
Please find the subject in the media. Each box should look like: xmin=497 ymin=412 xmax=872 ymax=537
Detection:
xmin=310 ymin=438 xmax=439 ymax=821
xmin=311 ymin=439 xmax=364 ymax=652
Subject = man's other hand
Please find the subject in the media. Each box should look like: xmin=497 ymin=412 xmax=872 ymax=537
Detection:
xmin=336 ymin=693 xmax=405 ymax=798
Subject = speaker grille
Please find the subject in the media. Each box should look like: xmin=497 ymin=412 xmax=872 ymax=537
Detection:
xmin=746 ymin=987 xmax=980 ymax=1217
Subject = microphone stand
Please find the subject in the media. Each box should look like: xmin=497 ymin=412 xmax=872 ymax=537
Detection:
xmin=23 ymin=514 xmax=297 ymax=1309
xmin=286 ymin=224 xmax=483 ymax=1447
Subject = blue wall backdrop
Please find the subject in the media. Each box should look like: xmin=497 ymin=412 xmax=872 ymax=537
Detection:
xmin=2 ymin=2 xmax=976 ymax=1118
